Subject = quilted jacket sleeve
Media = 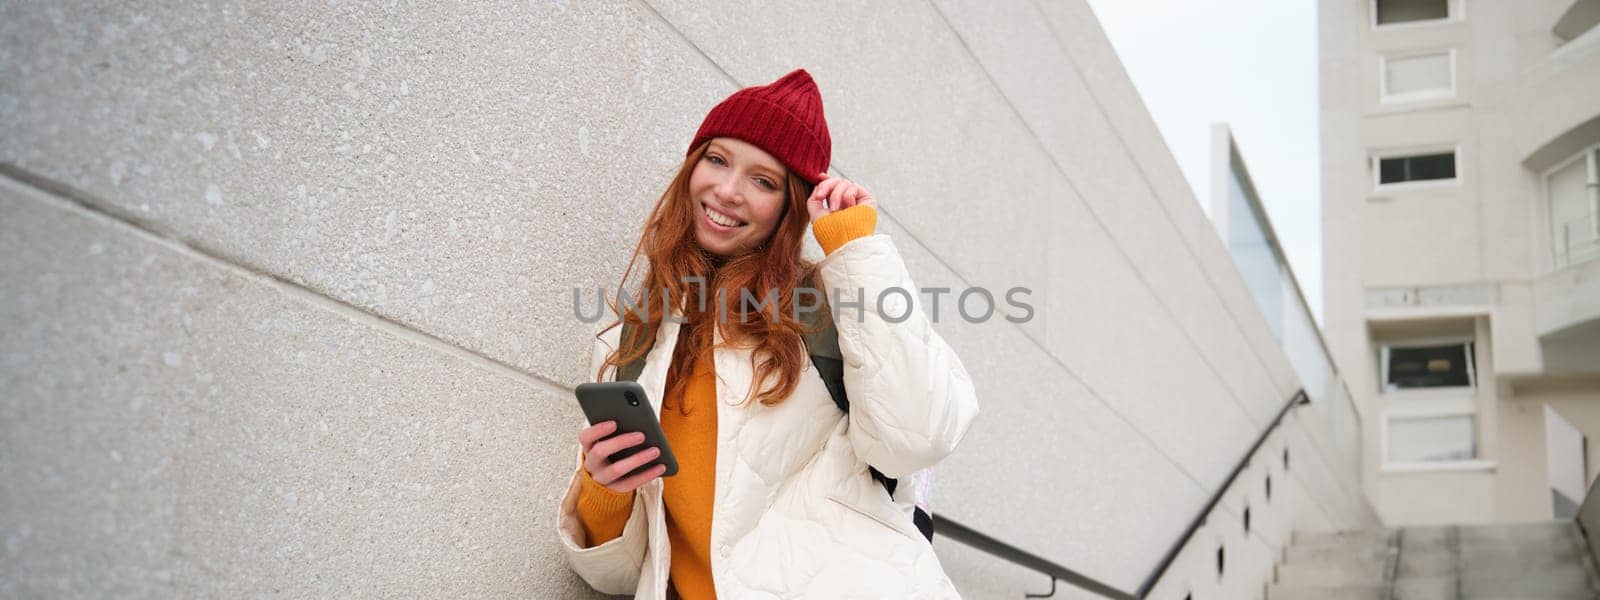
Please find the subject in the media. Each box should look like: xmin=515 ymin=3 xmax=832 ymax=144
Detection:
xmin=554 ymin=325 xmax=649 ymax=594
xmin=816 ymin=232 xmax=980 ymax=479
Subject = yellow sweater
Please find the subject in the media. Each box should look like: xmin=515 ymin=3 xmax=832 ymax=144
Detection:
xmin=574 ymin=204 xmax=879 ymax=599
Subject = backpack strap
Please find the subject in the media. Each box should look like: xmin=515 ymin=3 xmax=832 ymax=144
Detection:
xmin=615 ymin=319 xmax=647 ymax=383
xmin=797 ymin=307 xmax=849 ymax=414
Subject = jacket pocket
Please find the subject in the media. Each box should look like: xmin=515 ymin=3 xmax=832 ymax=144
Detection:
xmin=825 ymin=492 xmax=922 ymax=544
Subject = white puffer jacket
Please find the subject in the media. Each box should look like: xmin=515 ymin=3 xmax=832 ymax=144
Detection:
xmin=556 ymin=233 xmax=980 ymax=599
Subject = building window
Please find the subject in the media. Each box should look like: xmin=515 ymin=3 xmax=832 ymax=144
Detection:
xmin=1380 ymin=337 xmax=1479 ymax=465
xmin=1386 ymin=412 xmax=1477 ymax=462
xmin=1374 ymin=150 xmax=1458 ymax=187
xmin=1373 ymin=0 xmax=1454 ymax=28
xmin=1383 ymin=341 xmax=1474 ymax=391
xmin=1546 ymin=144 xmax=1600 ymax=269
xmin=1380 ymin=50 xmax=1455 ymax=103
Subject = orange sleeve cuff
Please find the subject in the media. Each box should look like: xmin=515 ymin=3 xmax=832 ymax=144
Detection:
xmin=574 ymin=459 xmax=635 ymax=547
xmin=813 ymin=204 xmax=878 ymax=256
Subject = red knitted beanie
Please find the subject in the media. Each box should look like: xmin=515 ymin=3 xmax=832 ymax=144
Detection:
xmin=687 ymin=68 xmax=832 ymax=185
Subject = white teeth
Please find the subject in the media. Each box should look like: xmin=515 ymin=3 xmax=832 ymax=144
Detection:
xmin=704 ymin=203 xmax=744 ymax=227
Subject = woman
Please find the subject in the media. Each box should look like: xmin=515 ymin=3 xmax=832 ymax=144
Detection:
xmin=555 ymin=68 xmax=979 ymax=599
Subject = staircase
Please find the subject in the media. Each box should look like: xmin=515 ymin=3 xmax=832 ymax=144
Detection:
xmin=1267 ymin=520 xmax=1600 ymax=599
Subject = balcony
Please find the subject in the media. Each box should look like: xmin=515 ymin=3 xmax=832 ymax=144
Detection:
xmin=1536 ymin=213 xmax=1600 ymax=367
xmin=1555 ymin=211 xmax=1600 ymax=269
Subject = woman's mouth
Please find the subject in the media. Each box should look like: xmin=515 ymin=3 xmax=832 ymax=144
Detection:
xmin=702 ymin=201 xmax=747 ymax=231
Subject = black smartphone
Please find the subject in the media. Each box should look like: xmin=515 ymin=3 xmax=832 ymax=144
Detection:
xmin=574 ymin=381 xmax=679 ymax=478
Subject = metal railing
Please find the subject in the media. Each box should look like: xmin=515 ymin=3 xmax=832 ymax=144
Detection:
xmin=933 ymin=388 xmax=1311 ymax=598
xmin=1557 ymin=211 xmax=1600 ymax=269
xmin=933 ymin=516 xmax=1134 ymax=599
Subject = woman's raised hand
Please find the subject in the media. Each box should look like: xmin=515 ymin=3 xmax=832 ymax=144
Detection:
xmin=579 ymin=420 xmax=667 ymax=493
xmin=805 ymin=172 xmax=877 ymax=223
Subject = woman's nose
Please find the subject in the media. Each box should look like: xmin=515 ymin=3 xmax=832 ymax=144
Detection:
xmin=714 ymin=176 xmax=742 ymax=204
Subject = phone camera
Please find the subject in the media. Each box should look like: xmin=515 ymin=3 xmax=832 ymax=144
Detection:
xmin=624 ymin=390 xmax=640 ymax=406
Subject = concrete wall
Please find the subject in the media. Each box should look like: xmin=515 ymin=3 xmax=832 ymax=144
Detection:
xmin=1498 ymin=377 xmax=1600 ymax=522
xmin=1321 ymin=0 xmax=1600 ymax=527
xmin=1 ymin=1 xmax=1374 ymax=597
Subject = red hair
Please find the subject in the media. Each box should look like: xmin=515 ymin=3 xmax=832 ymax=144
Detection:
xmin=595 ymin=139 xmax=824 ymax=411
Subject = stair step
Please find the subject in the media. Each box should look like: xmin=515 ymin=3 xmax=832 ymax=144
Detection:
xmin=1273 ymin=521 xmax=1600 ymax=599
xmin=1457 ymin=519 xmax=1581 ymax=545
xmin=1460 ymin=563 xmax=1596 ymax=597
xmin=1292 ymin=528 xmax=1390 ymax=550
xmin=1461 ymin=539 xmax=1586 ymax=571
xmin=1276 ymin=559 xmax=1387 ymax=586
xmin=1395 ymin=548 xmax=1453 ymax=578
xmin=1284 ymin=543 xmax=1390 ymax=564
xmin=1266 ymin=575 xmax=1455 ymax=600
xmin=1266 ymin=583 xmax=1386 ymax=600
xmin=1395 ymin=525 xmax=1453 ymax=553
xmin=1390 ymin=575 xmax=1460 ymax=600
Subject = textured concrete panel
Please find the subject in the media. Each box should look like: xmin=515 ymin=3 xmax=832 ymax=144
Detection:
xmin=869 ymin=215 xmax=1204 ymax=591
xmin=1044 ymin=206 xmax=1261 ymax=490
xmin=1376 ymin=469 xmax=1497 ymax=526
xmin=1360 ymin=192 xmax=1482 ymax=288
xmin=932 ymin=537 xmax=1061 ymax=600
xmin=1281 ymin=411 xmax=1372 ymax=531
xmin=0 ymin=179 xmax=598 ymax=598
xmin=0 ymin=1 xmax=733 ymax=388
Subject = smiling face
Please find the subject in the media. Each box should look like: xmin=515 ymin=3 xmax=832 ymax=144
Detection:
xmin=688 ymin=137 xmax=790 ymax=258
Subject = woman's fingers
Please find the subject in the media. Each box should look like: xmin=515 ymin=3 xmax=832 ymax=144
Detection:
xmin=576 ymin=422 xmax=666 ymax=492
xmin=589 ymin=431 xmax=645 ymax=463
xmin=578 ymin=420 xmax=618 ymax=450
xmin=811 ymin=177 xmax=840 ymax=207
xmin=829 ymin=181 xmax=852 ymax=211
xmin=606 ymin=463 xmax=669 ymax=493
xmin=840 ymin=185 xmax=862 ymax=210
xmin=603 ymin=445 xmax=662 ymax=482
xmin=805 ymin=175 xmax=877 ymax=221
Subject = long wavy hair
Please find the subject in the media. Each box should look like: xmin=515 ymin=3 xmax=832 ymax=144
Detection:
xmin=594 ymin=138 xmax=825 ymax=411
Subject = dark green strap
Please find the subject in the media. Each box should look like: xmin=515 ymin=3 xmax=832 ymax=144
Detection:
xmin=616 ymin=319 xmax=647 ymax=383
xmin=797 ymin=306 xmax=851 ymax=415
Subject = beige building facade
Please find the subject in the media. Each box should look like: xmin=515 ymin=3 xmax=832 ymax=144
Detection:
xmin=1321 ymin=0 xmax=1600 ymax=525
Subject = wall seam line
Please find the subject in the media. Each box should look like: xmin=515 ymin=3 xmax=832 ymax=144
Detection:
xmin=0 ymin=163 xmax=578 ymax=402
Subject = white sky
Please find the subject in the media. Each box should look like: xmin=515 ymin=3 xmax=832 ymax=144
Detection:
xmin=1084 ymin=0 xmax=1325 ymax=324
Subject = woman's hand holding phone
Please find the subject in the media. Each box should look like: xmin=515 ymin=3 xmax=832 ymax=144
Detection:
xmin=579 ymin=420 xmax=669 ymax=493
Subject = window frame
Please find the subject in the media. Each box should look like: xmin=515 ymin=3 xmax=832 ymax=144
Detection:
xmin=1379 ymin=336 xmax=1476 ymax=393
xmin=1370 ymin=0 xmax=1462 ymax=31
xmin=1371 ymin=145 xmax=1462 ymax=191
xmin=1543 ymin=143 xmax=1600 ymax=270
xmin=1381 ymin=407 xmax=1478 ymax=464
xmin=1378 ymin=335 xmax=1481 ymax=468
xmin=1378 ymin=48 xmax=1457 ymax=105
